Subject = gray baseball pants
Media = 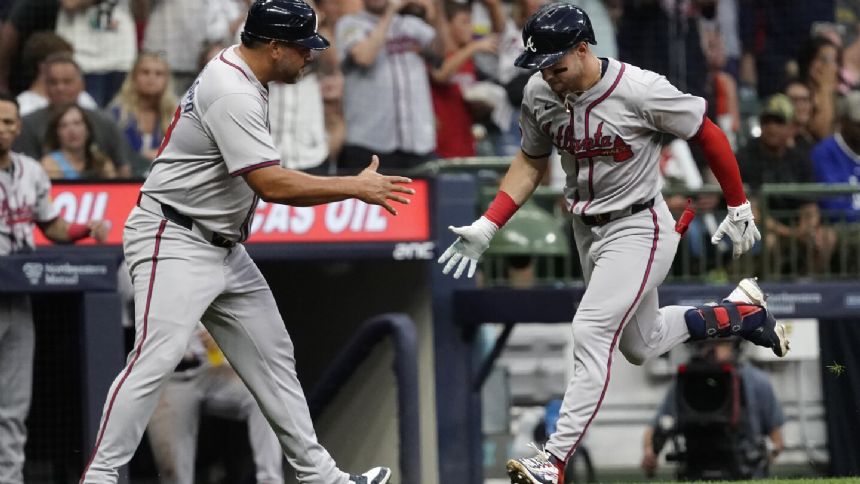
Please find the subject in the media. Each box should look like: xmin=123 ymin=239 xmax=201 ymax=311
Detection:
xmin=0 ymin=295 xmax=34 ymax=484
xmin=545 ymin=200 xmax=693 ymax=462
xmin=80 ymin=207 xmax=348 ymax=484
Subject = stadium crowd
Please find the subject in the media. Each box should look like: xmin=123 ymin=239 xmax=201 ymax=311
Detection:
xmin=0 ymin=0 xmax=856 ymax=282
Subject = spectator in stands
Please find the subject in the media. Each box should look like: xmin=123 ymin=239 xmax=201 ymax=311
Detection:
xmin=55 ymin=0 xmax=137 ymax=107
xmin=784 ymin=78 xmax=817 ymax=157
xmin=839 ymin=22 xmax=860 ymax=93
xmin=497 ymin=0 xmax=548 ymax=89
xmin=315 ymin=0 xmax=342 ymax=29
xmin=703 ymin=29 xmax=740 ymax=150
xmin=617 ymin=0 xmax=707 ymax=97
xmin=798 ymin=36 xmax=842 ymax=141
xmin=571 ymin=0 xmax=618 ymax=60
xmin=429 ymin=2 xmax=499 ymax=158
xmin=811 ymin=90 xmax=860 ymax=223
xmin=495 ymin=0 xmax=550 ymax=156
xmin=314 ymin=0 xmax=344 ymax=77
xmin=336 ymin=0 xmax=443 ymax=172
xmin=16 ymin=32 xmax=98 ymax=116
xmin=108 ymin=52 xmax=177 ymax=177
xmin=641 ymin=339 xmax=785 ymax=479
xmin=13 ymin=53 xmax=132 ymax=176
xmin=739 ymin=0 xmax=835 ymax=98
xmin=268 ymin=73 xmax=330 ymax=173
xmin=319 ymin=70 xmax=345 ymax=172
xmin=141 ymin=0 xmax=238 ymax=96
xmin=737 ymin=94 xmax=836 ymax=274
xmin=210 ymin=0 xmax=252 ymax=47
xmin=0 ymin=0 xmax=60 ymax=94
xmin=448 ymin=0 xmax=510 ymax=157
xmin=315 ymin=0 xmax=347 ymax=170
xmin=40 ymin=103 xmax=116 ymax=179
xmin=699 ymin=0 xmax=741 ymax=79
xmin=0 ymin=92 xmax=108 ymax=484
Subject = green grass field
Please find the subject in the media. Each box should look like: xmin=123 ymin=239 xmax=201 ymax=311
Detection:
xmin=632 ymin=479 xmax=860 ymax=484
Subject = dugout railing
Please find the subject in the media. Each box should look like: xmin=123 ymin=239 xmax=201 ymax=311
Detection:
xmin=306 ymin=313 xmax=422 ymax=484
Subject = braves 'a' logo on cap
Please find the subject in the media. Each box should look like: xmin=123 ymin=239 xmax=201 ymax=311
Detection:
xmin=526 ymin=36 xmax=536 ymax=52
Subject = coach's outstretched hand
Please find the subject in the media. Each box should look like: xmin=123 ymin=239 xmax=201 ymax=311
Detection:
xmin=87 ymin=220 xmax=111 ymax=243
xmin=356 ymin=156 xmax=415 ymax=215
xmin=437 ymin=216 xmax=499 ymax=279
xmin=711 ymin=200 xmax=761 ymax=259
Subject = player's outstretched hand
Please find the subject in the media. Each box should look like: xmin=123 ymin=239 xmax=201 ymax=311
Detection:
xmin=437 ymin=216 xmax=499 ymax=279
xmin=710 ymin=200 xmax=761 ymax=259
xmin=88 ymin=220 xmax=111 ymax=243
xmin=356 ymin=155 xmax=415 ymax=215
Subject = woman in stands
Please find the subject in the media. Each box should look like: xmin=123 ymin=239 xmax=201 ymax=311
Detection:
xmin=40 ymin=103 xmax=116 ymax=179
xmin=108 ymin=52 xmax=177 ymax=177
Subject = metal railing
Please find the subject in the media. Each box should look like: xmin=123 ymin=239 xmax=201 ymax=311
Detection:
xmin=415 ymin=157 xmax=860 ymax=284
xmin=307 ymin=313 xmax=421 ymax=484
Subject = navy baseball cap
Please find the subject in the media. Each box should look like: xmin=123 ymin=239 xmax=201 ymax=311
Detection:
xmin=515 ymin=3 xmax=597 ymax=70
xmin=243 ymin=0 xmax=330 ymax=50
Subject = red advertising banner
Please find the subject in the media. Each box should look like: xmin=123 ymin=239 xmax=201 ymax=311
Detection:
xmin=35 ymin=180 xmax=431 ymax=246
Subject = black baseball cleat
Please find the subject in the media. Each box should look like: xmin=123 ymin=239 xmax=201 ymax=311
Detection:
xmin=725 ymin=278 xmax=790 ymax=357
xmin=348 ymin=467 xmax=391 ymax=484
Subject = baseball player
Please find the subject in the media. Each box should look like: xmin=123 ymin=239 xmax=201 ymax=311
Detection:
xmin=78 ymin=1 xmax=408 ymax=483
xmin=436 ymin=5 xmax=790 ymax=484
xmin=0 ymin=93 xmax=108 ymax=484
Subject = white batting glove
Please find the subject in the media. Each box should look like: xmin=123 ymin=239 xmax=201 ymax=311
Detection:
xmin=711 ymin=201 xmax=761 ymax=259
xmin=437 ymin=216 xmax=499 ymax=279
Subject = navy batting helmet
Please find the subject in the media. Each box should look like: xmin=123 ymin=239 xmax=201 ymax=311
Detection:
xmin=242 ymin=0 xmax=329 ymax=50
xmin=514 ymin=3 xmax=596 ymax=70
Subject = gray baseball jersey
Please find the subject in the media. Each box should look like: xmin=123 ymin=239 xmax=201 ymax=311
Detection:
xmin=141 ymin=46 xmax=280 ymax=243
xmin=0 ymin=152 xmax=59 ymax=255
xmin=336 ymin=12 xmax=437 ymax=154
xmin=519 ymin=58 xmax=706 ymax=215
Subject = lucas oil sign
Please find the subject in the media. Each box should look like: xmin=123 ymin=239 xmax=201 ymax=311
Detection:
xmin=35 ymin=180 xmax=431 ymax=246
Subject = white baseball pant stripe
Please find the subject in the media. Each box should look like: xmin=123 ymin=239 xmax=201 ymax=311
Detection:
xmin=545 ymin=199 xmax=692 ymax=462
xmin=81 ymin=218 xmax=170 ymax=483
xmin=80 ymin=207 xmax=348 ymax=484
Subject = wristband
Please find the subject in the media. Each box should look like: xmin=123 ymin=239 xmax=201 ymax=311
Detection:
xmin=68 ymin=223 xmax=91 ymax=242
xmin=483 ymin=191 xmax=519 ymax=227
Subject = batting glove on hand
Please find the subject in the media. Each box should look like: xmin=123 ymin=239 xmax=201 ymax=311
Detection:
xmin=711 ymin=200 xmax=761 ymax=259
xmin=437 ymin=216 xmax=499 ymax=279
